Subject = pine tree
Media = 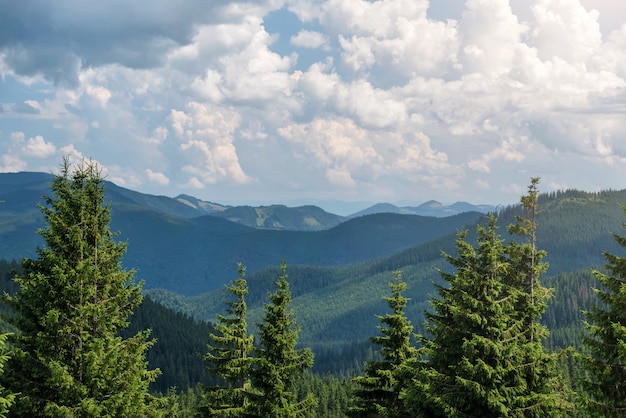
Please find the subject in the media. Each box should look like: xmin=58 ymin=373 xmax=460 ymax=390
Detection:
xmin=348 ymin=271 xmax=417 ymax=418
xmin=406 ymin=215 xmax=533 ymax=417
xmin=249 ymin=260 xmax=317 ymax=418
xmin=2 ymin=158 xmax=163 ymax=417
xmin=578 ymin=207 xmax=626 ymax=415
xmin=199 ymin=263 xmax=255 ymax=417
xmin=505 ymin=178 xmax=571 ymax=415
xmin=0 ymin=202 xmax=15 ymax=417
xmin=0 ymin=334 xmax=14 ymax=417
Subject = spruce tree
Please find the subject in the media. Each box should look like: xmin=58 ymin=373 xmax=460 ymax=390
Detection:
xmin=0 ymin=203 xmax=15 ymax=417
xmin=348 ymin=271 xmax=417 ymax=418
xmin=505 ymin=178 xmax=571 ymax=415
xmin=249 ymin=260 xmax=317 ymax=418
xmin=2 ymin=158 xmax=163 ymax=417
xmin=578 ymin=207 xmax=626 ymax=415
xmin=407 ymin=215 xmax=532 ymax=417
xmin=199 ymin=263 xmax=255 ymax=417
xmin=0 ymin=334 xmax=14 ymax=417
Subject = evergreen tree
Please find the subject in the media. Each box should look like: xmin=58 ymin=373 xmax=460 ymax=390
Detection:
xmin=407 ymin=215 xmax=533 ymax=417
xmin=0 ymin=203 xmax=15 ymax=417
xmin=249 ymin=260 xmax=317 ymax=418
xmin=348 ymin=271 xmax=417 ymax=418
xmin=199 ymin=263 xmax=255 ymax=417
xmin=505 ymin=178 xmax=571 ymax=415
xmin=2 ymin=158 xmax=163 ymax=417
xmin=0 ymin=334 xmax=13 ymax=418
xmin=578 ymin=207 xmax=626 ymax=415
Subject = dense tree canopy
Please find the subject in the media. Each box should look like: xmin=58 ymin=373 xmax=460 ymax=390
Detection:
xmin=406 ymin=180 xmax=571 ymax=417
xmin=348 ymin=271 xmax=416 ymax=417
xmin=249 ymin=260 xmax=317 ymax=418
xmin=579 ymin=207 xmax=626 ymax=415
xmin=2 ymin=159 xmax=164 ymax=417
xmin=200 ymin=263 xmax=255 ymax=417
xmin=407 ymin=216 xmax=533 ymax=417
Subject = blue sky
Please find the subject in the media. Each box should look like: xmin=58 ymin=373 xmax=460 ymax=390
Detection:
xmin=1 ymin=0 xmax=626 ymax=211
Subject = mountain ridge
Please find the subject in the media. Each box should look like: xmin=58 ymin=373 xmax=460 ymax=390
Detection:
xmin=349 ymin=200 xmax=495 ymax=218
xmin=0 ymin=171 xmax=485 ymax=294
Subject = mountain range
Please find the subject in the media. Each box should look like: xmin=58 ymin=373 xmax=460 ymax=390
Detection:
xmin=147 ymin=187 xmax=626 ymax=351
xmin=3 ymin=171 xmax=626 ymax=391
xmin=0 ymin=171 xmax=488 ymax=294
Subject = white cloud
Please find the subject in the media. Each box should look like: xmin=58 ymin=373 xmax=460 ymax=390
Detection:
xmin=316 ymin=0 xmax=458 ymax=80
xmin=530 ymin=0 xmax=602 ymax=63
xmin=169 ymin=101 xmax=251 ymax=185
xmin=2 ymin=0 xmax=626 ymax=205
xmin=290 ymin=30 xmax=330 ymax=49
xmin=146 ymin=169 xmax=170 ymax=185
xmin=458 ymin=0 xmax=528 ymax=75
xmin=22 ymin=135 xmax=57 ymax=158
xmin=0 ymin=154 xmax=27 ymax=172
xmin=468 ymin=136 xmax=528 ymax=173
xmin=85 ymin=85 xmax=112 ymax=108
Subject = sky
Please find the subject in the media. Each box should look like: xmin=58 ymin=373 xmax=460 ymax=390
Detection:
xmin=1 ymin=0 xmax=626 ymax=212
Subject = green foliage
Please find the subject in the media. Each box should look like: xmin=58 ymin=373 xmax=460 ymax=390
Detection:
xmin=578 ymin=207 xmax=626 ymax=415
xmin=1 ymin=171 xmax=484 ymax=295
xmin=543 ymin=270 xmax=599 ymax=349
xmin=214 ymin=204 xmax=346 ymax=231
xmin=348 ymin=271 xmax=417 ymax=417
xmin=249 ymin=260 xmax=317 ymax=417
xmin=0 ymin=333 xmax=15 ymax=417
xmin=120 ymin=296 xmax=218 ymax=393
xmin=408 ymin=188 xmax=571 ymax=417
xmin=408 ymin=216 xmax=534 ymax=417
xmin=294 ymin=372 xmax=352 ymax=418
xmin=2 ymin=159 xmax=164 ymax=417
xmin=199 ymin=263 xmax=255 ymax=417
xmin=504 ymin=178 xmax=572 ymax=415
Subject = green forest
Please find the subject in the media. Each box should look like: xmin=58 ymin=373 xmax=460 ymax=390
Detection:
xmin=3 ymin=163 xmax=626 ymax=417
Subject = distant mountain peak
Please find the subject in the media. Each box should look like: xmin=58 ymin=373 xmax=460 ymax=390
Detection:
xmin=350 ymin=200 xmax=495 ymax=218
xmin=174 ymin=194 xmax=228 ymax=213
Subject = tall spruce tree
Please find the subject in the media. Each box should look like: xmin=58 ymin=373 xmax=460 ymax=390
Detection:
xmin=249 ymin=260 xmax=317 ymax=418
xmin=199 ymin=263 xmax=255 ymax=417
xmin=348 ymin=271 xmax=417 ymax=418
xmin=578 ymin=207 xmax=626 ymax=415
xmin=0 ymin=202 xmax=15 ymax=417
xmin=406 ymin=215 xmax=533 ymax=417
xmin=0 ymin=334 xmax=13 ymax=418
xmin=505 ymin=178 xmax=571 ymax=415
xmin=2 ymin=159 xmax=163 ymax=417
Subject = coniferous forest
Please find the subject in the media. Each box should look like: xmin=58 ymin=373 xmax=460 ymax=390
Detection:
xmin=3 ymin=162 xmax=626 ymax=416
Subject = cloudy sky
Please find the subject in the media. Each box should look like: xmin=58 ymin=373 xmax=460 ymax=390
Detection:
xmin=1 ymin=0 xmax=625 ymax=212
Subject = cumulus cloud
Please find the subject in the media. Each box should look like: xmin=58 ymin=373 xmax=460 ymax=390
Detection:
xmin=290 ymin=30 xmax=330 ymax=49
xmin=2 ymin=0 xmax=626 ymax=205
xmin=85 ymin=85 xmax=113 ymax=108
xmin=168 ymin=102 xmax=251 ymax=186
xmin=316 ymin=0 xmax=459 ymax=81
xmin=146 ymin=169 xmax=170 ymax=185
xmin=0 ymin=0 xmax=280 ymax=85
xmin=22 ymin=135 xmax=57 ymax=158
xmin=0 ymin=154 xmax=27 ymax=172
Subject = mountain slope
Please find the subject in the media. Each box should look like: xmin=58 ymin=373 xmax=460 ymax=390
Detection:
xmin=0 ymin=171 xmax=484 ymax=295
xmin=147 ymin=188 xmax=626 ymax=350
xmin=349 ymin=200 xmax=496 ymax=218
xmin=211 ymin=204 xmax=346 ymax=231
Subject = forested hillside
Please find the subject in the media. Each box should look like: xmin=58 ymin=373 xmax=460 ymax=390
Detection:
xmin=0 ymin=171 xmax=483 ymax=294
xmin=5 ymin=170 xmax=626 ymax=416
xmin=148 ymin=188 xmax=626 ymax=352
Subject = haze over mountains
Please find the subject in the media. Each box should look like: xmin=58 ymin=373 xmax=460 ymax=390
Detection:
xmin=1 ymin=171 xmax=490 ymax=294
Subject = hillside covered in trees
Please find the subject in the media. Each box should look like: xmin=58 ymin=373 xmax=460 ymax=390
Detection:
xmin=3 ymin=165 xmax=626 ymax=416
